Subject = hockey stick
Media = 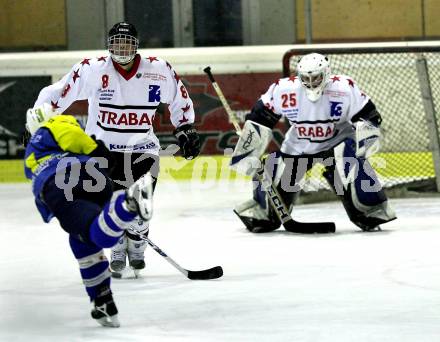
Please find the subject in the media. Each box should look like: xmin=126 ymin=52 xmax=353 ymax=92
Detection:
xmin=203 ymin=66 xmax=242 ymax=134
xmin=128 ymin=229 xmax=223 ymax=280
xmin=255 ymin=166 xmax=335 ymax=233
xmin=204 ymin=66 xmax=335 ymax=234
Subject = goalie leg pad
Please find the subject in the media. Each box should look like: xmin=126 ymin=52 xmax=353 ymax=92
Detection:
xmin=233 ymin=202 xmax=281 ymax=233
xmin=345 ymin=185 xmax=396 ymax=230
xmin=329 ymin=140 xmax=396 ymax=230
xmin=234 ymin=152 xmax=300 ymax=233
xmin=251 ymin=152 xmax=287 ymax=213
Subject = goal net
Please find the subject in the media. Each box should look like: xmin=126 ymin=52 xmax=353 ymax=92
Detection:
xmin=282 ymin=42 xmax=440 ymax=193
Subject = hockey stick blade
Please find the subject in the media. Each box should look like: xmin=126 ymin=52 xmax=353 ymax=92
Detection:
xmin=187 ymin=265 xmax=223 ymax=280
xmin=257 ymin=166 xmax=336 ymax=234
xmin=128 ymin=228 xmax=224 ymax=280
xmin=283 ymin=220 xmax=336 ymax=234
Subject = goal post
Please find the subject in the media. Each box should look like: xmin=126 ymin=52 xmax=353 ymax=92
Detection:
xmin=415 ymin=55 xmax=440 ymax=192
xmin=282 ymin=42 xmax=440 ymax=193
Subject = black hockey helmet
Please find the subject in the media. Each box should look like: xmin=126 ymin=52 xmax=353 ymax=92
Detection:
xmin=108 ymin=22 xmax=138 ymax=39
xmin=107 ymin=22 xmax=139 ymax=65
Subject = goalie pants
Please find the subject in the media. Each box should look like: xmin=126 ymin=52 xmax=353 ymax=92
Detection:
xmin=42 ymin=165 xmax=137 ymax=300
xmin=253 ymin=139 xmax=393 ymax=230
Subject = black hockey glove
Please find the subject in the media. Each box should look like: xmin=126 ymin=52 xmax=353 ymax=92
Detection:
xmin=173 ymin=124 xmax=201 ymax=160
xmin=89 ymin=136 xmax=115 ymax=171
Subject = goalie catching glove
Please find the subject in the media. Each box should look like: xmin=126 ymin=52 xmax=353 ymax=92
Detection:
xmin=174 ymin=124 xmax=201 ymax=160
xmin=354 ymin=119 xmax=381 ymax=158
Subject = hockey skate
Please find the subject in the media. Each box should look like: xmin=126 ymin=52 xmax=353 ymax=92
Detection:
xmin=110 ymin=175 xmax=153 ymax=278
xmin=126 ymin=218 xmax=149 ymax=277
xmin=110 ymin=235 xmax=127 ymax=278
xmin=128 ymin=236 xmax=147 ymax=276
xmin=91 ymin=284 xmax=120 ymax=328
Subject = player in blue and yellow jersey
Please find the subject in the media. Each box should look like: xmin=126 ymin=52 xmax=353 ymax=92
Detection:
xmin=24 ymin=103 xmax=154 ymax=328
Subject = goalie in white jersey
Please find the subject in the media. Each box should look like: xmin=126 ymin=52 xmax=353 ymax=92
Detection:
xmin=34 ymin=22 xmax=200 ymax=274
xmin=232 ymin=53 xmax=396 ymax=233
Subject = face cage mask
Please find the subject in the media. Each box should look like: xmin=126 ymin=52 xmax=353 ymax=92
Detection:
xmin=299 ymin=72 xmax=327 ymax=102
xmin=108 ymin=34 xmax=139 ymax=65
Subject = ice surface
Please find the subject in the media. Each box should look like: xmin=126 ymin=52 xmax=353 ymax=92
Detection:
xmin=1 ymin=181 xmax=439 ymax=342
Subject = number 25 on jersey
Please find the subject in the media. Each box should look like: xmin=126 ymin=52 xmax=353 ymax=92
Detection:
xmin=281 ymin=93 xmax=296 ymax=108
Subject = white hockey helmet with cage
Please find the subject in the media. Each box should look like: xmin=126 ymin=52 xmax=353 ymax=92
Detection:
xmin=26 ymin=103 xmax=59 ymax=135
xmin=296 ymin=53 xmax=331 ymax=102
xmin=108 ymin=22 xmax=139 ymax=65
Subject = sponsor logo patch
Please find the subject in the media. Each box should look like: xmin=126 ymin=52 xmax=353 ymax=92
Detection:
xmin=330 ymin=101 xmax=343 ymax=117
xmin=148 ymin=85 xmax=161 ymax=102
xmin=296 ymin=124 xmax=335 ymax=141
xmin=109 ymin=142 xmax=156 ymax=151
xmin=98 ymin=111 xmax=152 ymax=126
xmin=143 ymin=73 xmax=167 ymax=81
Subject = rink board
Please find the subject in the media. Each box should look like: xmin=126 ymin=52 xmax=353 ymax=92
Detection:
xmin=0 ymin=151 xmax=434 ymax=185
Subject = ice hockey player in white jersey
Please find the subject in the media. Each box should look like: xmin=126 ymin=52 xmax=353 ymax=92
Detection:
xmin=232 ymin=53 xmax=396 ymax=233
xmin=33 ymin=22 xmax=200 ymax=275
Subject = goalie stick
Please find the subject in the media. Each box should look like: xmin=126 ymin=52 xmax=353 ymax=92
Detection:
xmin=128 ymin=229 xmax=223 ymax=280
xmin=204 ymin=66 xmax=335 ymax=234
xmin=203 ymin=66 xmax=242 ymax=134
xmin=255 ymin=165 xmax=335 ymax=233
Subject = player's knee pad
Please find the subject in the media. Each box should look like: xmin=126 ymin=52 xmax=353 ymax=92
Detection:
xmin=330 ymin=139 xmax=396 ymax=230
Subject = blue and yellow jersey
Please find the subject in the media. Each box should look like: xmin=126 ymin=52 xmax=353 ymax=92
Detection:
xmin=24 ymin=115 xmax=98 ymax=221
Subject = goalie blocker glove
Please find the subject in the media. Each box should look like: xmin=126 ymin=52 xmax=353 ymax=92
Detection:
xmin=174 ymin=124 xmax=201 ymax=160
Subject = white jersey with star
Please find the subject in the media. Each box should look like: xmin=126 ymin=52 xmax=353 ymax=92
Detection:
xmin=260 ymin=75 xmax=370 ymax=155
xmin=34 ymin=54 xmax=195 ymax=155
